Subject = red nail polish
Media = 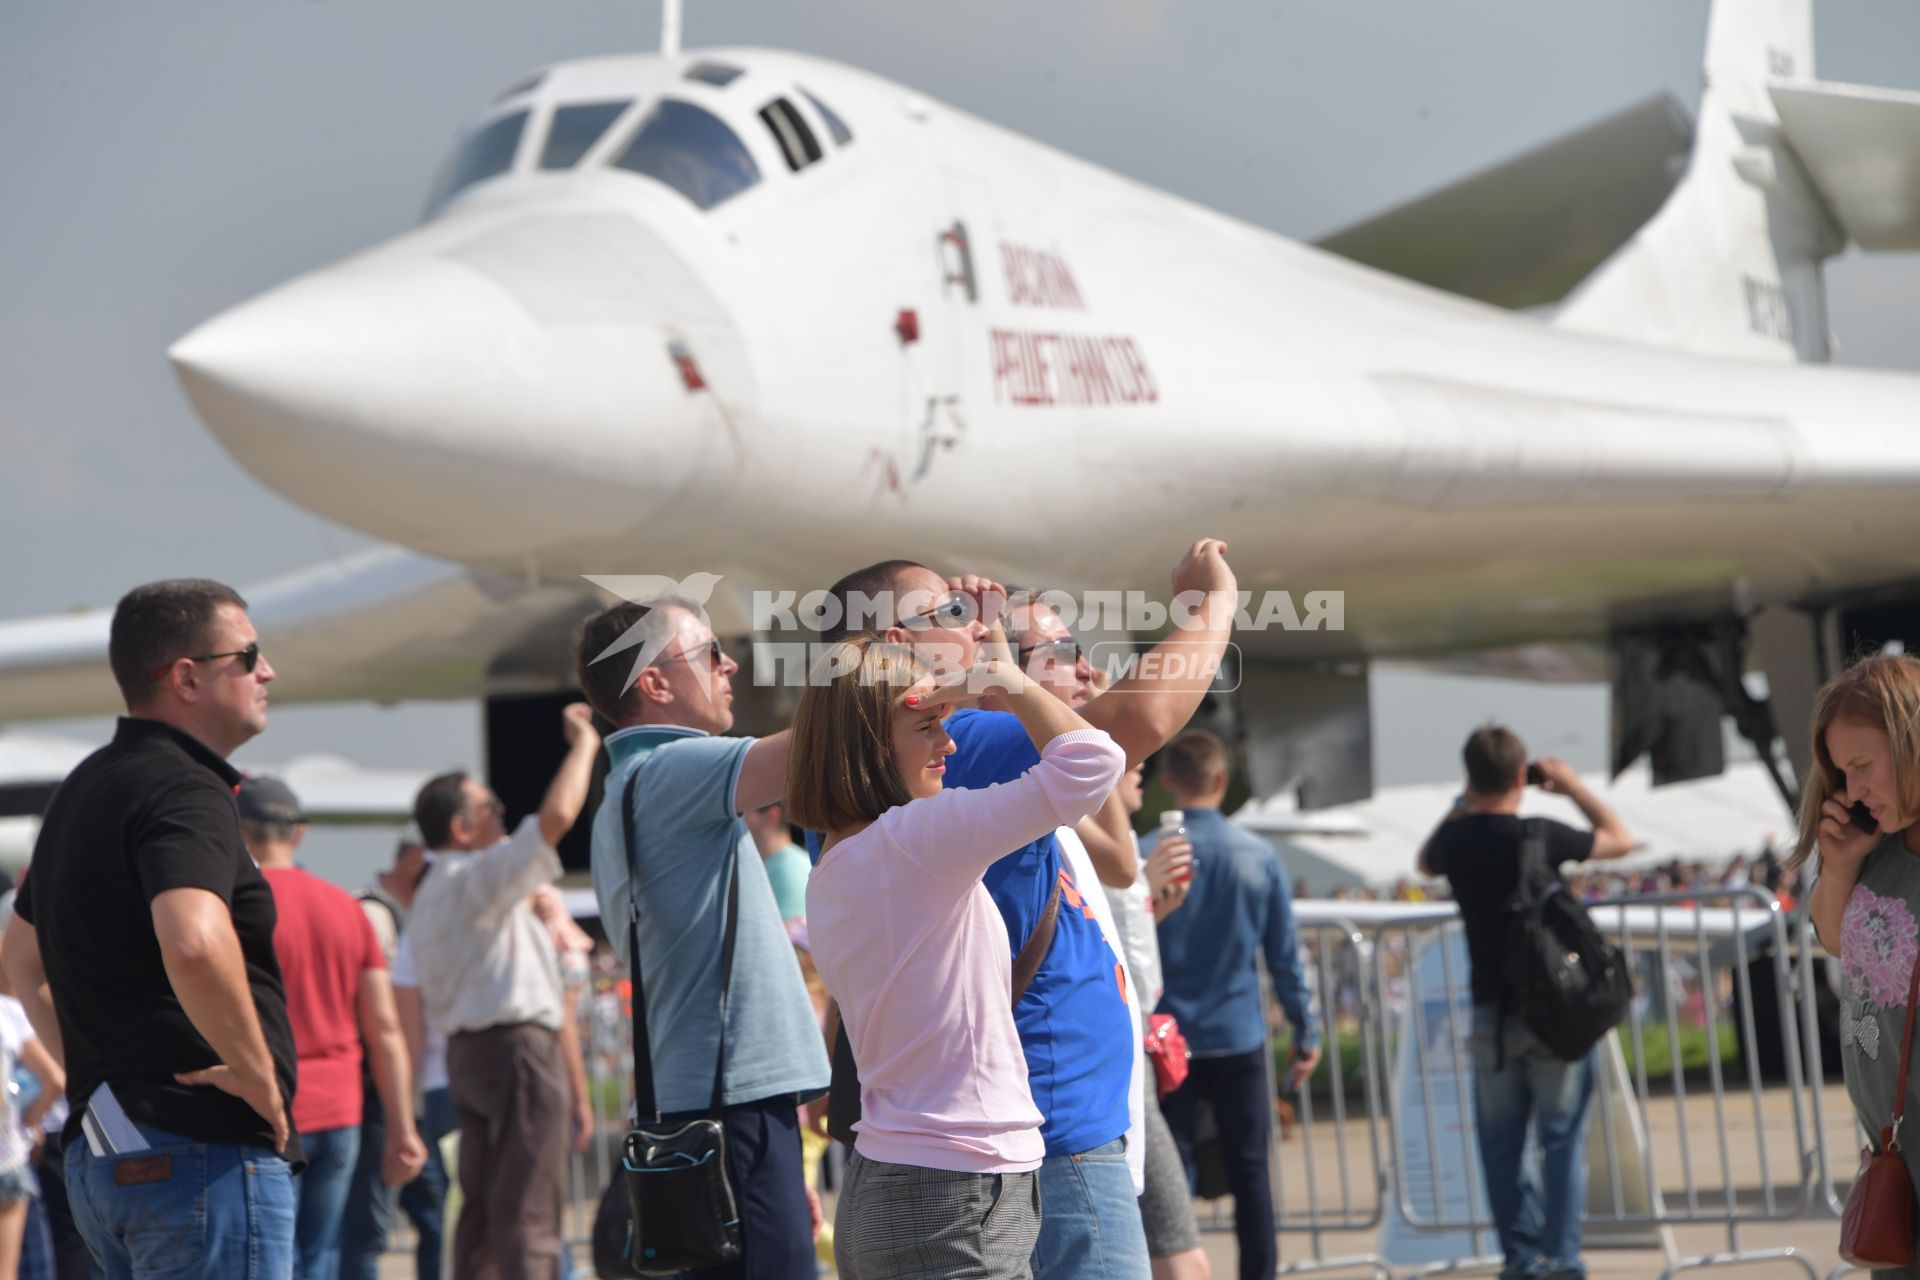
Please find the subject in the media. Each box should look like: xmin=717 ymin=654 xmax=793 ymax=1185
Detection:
xmin=904 ymin=695 xmax=921 ymax=707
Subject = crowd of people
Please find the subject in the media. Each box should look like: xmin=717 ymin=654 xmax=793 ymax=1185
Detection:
xmin=0 ymin=539 xmax=1326 ymax=1280
xmin=1305 ymin=846 xmax=1805 ymax=910
xmin=2 ymin=555 xmax=1911 ymax=1280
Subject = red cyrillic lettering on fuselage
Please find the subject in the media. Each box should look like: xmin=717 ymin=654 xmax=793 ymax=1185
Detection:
xmin=999 ymin=243 xmax=1087 ymax=311
xmin=990 ymin=330 xmax=1158 ymax=408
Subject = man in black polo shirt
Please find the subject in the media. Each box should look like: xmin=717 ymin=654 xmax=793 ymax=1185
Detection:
xmin=1416 ymin=726 xmax=1633 ymax=1280
xmin=2 ymin=578 xmax=301 ymax=1278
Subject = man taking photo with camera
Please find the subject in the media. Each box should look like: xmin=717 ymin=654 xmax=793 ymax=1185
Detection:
xmin=1417 ymin=726 xmax=1634 ymax=1280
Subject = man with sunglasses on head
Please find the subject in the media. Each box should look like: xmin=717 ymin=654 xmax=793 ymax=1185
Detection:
xmin=575 ymin=598 xmax=828 ymax=1280
xmin=400 ymin=704 xmax=601 ymax=1280
xmin=816 ymin=540 xmax=1238 ymax=1280
xmin=2 ymin=579 xmax=301 ymax=1278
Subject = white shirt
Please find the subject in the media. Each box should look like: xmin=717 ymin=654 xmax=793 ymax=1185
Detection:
xmin=390 ymin=934 xmax=450 ymax=1093
xmin=0 ymin=997 xmax=36 ymax=1173
xmin=405 ymin=818 xmax=565 ymax=1036
xmin=1055 ymin=826 xmax=1146 ymax=1196
xmin=1103 ymin=831 xmax=1165 ymax=1010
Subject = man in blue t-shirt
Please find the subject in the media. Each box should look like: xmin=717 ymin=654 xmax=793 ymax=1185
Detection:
xmin=817 ymin=540 xmax=1239 ymax=1280
xmin=576 ymin=598 xmax=828 ymax=1280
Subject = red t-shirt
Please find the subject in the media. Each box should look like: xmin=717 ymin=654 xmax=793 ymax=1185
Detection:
xmin=263 ymin=867 xmax=386 ymax=1134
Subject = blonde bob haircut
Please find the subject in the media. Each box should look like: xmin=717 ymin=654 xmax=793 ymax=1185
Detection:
xmin=1790 ymin=653 xmax=1920 ymax=872
xmin=786 ymin=637 xmax=930 ymax=834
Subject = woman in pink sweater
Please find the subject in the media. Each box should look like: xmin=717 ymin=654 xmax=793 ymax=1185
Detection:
xmin=791 ymin=636 xmax=1123 ymax=1280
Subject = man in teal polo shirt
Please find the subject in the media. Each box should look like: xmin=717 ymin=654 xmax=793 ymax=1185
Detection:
xmin=577 ymin=598 xmax=826 ymax=1280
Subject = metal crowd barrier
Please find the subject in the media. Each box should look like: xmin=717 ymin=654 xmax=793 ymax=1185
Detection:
xmin=1791 ymin=912 xmax=1876 ymax=1280
xmin=1376 ymin=888 xmax=1819 ymax=1279
xmin=1191 ymin=917 xmax=1396 ymax=1279
xmin=567 ymin=966 xmax=643 ymax=1253
xmin=528 ymin=888 xmax=1866 ymax=1279
xmin=1188 ymin=887 xmax=1862 ymax=1280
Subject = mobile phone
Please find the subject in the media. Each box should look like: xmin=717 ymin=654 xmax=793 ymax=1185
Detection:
xmin=1850 ymin=801 xmax=1878 ymax=834
xmin=1525 ymin=762 xmax=1546 ymax=787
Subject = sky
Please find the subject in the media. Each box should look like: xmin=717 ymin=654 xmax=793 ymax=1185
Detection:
xmin=2 ymin=1 xmax=1916 ymax=888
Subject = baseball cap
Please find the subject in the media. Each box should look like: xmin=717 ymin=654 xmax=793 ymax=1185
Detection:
xmin=236 ymin=775 xmax=306 ymax=826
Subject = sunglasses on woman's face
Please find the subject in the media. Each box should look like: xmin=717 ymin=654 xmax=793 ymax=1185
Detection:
xmin=146 ymin=640 xmax=263 ymax=682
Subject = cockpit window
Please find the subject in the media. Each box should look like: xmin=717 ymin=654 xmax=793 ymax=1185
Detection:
xmin=540 ymin=101 xmax=630 ymax=170
xmin=610 ymin=99 xmax=760 ymax=210
xmin=431 ymin=109 xmax=529 ymax=211
xmin=684 ymin=62 xmax=743 ymax=87
xmin=801 ymin=89 xmax=854 ymax=147
xmin=759 ymin=98 xmax=823 ymax=173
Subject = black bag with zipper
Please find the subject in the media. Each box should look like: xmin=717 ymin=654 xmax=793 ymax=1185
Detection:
xmin=597 ymin=769 xmax=744 ymax=1276
xmin=1498 ymin=818 xmax=1631 ymax=1061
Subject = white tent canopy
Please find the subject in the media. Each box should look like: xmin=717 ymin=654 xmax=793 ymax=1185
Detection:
xmin=1234 ymin=760 xmax=1792 ymax=896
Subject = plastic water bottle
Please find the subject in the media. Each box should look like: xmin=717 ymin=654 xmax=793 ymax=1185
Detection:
xmin=1159 ymin=809 xmax=1195 ymax=881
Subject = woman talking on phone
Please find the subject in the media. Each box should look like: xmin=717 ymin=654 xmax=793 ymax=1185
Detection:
xmin=792 ymin=633 xmax=1122 ymax=1280
xmin=1794 ymin=653 xmax=1920 ymax=1273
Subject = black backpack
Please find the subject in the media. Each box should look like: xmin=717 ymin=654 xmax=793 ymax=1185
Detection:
xmin=1498 ymin=819 xmax=1631 ymax=1061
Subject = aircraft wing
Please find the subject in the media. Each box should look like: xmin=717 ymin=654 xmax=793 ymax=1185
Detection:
xmin=0 ymin=548 xmax=601 ymax=723
xmin=1770 ymin=78 xmax=1920 ymax=251
xmin=0 ymin=732 xmax=429 ymax=821
xmin=1315 ymin=93 xmax=1692 ymax=309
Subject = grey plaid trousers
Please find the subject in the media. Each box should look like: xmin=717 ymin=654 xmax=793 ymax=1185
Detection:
xmin=834 ymin=1150 xmax=1042 ymax=1279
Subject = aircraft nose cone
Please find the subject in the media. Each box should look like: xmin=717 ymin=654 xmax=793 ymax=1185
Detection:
xmin=170 ymin=212 xmax=750 ymax=562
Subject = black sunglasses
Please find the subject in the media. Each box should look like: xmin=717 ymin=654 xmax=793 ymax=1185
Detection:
xmin=656 ymin=637 xmax=727 ymax=667
xmin=146 ymin=640 xmax=262 ymax=682
xmin=1017 ymin=639 xmax=1083 ymax=665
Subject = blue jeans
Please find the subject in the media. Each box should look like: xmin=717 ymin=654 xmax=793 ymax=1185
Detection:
xmin=339 ymin=1086 xmax=454 ymax=1280
xmin=1031 ymin=1138 xmax=1149 ymax=1280
xmin=20 ymin=1190 xmax=54 ymax=1280
xmin=65 ymin=1124 xmax=296 ymax=1280
xmin=293 ymin=1125 xmax=358 ymax=1280
xmin=1160 ymin=1049 xmax=1274 ymax=1280
xmin=1469 ymin=1006 xmax=1597 ymax=1280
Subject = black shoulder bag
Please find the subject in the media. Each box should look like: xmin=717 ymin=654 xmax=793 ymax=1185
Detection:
xmin=1498 ymin=818 xmax=1630 ymax=1065
xmin=595 ymin=771 xmax=744 ymax=1277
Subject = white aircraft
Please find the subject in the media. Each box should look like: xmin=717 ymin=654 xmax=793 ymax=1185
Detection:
xmin=0 ymin=728 xmax=427 ymax=872
xmin=4 ymin=0 xmax=1918 ymax=809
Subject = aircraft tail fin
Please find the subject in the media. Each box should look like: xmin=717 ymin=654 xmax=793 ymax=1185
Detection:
xmin=1554 ymin=0 xmax=1844 ymax=363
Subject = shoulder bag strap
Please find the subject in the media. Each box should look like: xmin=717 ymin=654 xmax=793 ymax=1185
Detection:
xmin=1011 ymin=879 xmax=1063 ymax=1003
xmin=1889 ymin=950 xmax=1920 ymax=1151
xmin=624 ymin=766 xmax=743 ymax=1122
xmin=621 ymin=770 xmax=660 ymax=1120
xmin=1497 ymin=819 xmax=1549 ymax=1072
xmin=707 ymin=849 xmax=741 ymax=1118
xmin=1521 ymin=817 xmax=1549 ymax=887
